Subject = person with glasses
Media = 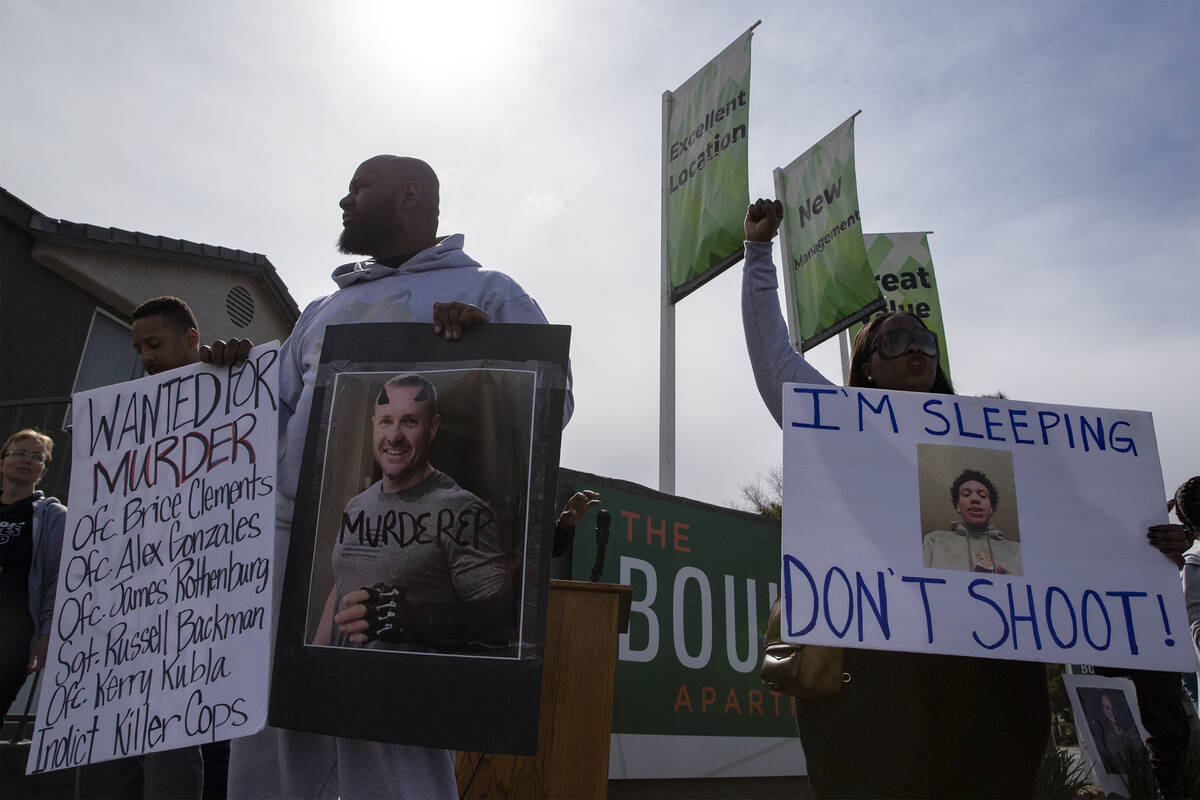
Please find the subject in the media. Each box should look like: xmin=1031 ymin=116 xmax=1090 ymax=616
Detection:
xmin=740 ymin=198 xmax=1048 ymax=798
xmin=0 ymin=429 xmax=65 ymax=719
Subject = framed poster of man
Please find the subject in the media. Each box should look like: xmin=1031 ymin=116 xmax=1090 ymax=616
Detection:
xmin=1063 ymin=673 xmax=1150 ymax=797
xmin=270 ymin=323 xmax=570 ymax=755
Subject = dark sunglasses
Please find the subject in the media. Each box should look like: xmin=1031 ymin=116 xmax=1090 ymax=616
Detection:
xmin=873 ymin=328 xmax=939 ymax=360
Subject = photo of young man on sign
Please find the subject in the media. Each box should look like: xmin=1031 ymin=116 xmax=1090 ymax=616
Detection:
xmin=918 ymin=444 xmax=1023 ymax=575
xmin=304 ymin=369 xmax=535 ymax=658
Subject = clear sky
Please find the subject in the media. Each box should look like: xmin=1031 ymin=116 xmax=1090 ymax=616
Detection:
xmin=3 ymin=0 xmax=1196 ymax=514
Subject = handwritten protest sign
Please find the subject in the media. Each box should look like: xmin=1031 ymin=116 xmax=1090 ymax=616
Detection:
xmin=781 ymin=383 xmax=1189 ymax=671
xmin=28 ymin=346 xmax=279 ymax=774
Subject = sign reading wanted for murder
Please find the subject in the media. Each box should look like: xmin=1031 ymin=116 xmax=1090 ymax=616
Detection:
xmin=781 ymin=384 xmax=1189 ymax=672
xmin=28 ymin=345 xmax=279 ymax=774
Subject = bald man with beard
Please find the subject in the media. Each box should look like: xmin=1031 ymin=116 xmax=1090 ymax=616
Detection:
xmin=227 ymin=156 xmax=572 ymax=799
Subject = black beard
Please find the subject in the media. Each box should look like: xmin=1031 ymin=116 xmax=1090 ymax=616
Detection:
xmin=337 ymin=223 xmax=385 ymax=256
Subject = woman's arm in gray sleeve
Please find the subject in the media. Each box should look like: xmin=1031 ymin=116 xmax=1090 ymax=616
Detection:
xmin=1183 ymin=559 xmax=1200 ymax=665
xmin=741 ymin=241 xmax=832 ymax=427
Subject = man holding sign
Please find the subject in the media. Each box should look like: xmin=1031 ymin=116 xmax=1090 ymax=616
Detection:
xmin=740 ymin=198 xmax=1049 ymax=798
xmin=228 ymin=155 xmax=571 ymax=799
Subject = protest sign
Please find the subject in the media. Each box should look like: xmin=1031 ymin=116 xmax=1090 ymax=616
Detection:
xmin=564 ymin=469 xmax=804 ymax=779
xmin=1063 ymin=673 xmax=1149 ymax=797
xmin=271 ymin=323 xmax=570 ymax=755
xmin=781 ymin=384 xmax=1189 ymax=672
xmin=849 ymin=232 xmax=952 ymax=382
xmin=774 ymin=114 xmax=883 ymax=350
xmin=664 ymin=24 xmax=755 ymax=302
xmin=28 ymin=346 xmax=279 ymax=774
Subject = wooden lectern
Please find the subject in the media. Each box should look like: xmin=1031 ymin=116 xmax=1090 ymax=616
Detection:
xmin=456 ymin=579 xmax=632 ymax=799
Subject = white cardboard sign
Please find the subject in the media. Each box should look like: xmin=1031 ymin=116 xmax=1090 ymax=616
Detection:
xmin=28 ymin=346 xmax=279 ymax=774
xmin=781 ymin=383 xmax=1189 ymax=671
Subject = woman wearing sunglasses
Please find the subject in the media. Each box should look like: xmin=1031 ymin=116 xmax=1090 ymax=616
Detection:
xmin=741 ymin=199 xmax=1048 ymax=798
xmin=0 ymin=428 xmax=65 ymax=719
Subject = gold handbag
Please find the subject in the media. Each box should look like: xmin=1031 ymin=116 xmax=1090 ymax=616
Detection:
xmin=760 ymin=597 xmax=846 ymax=698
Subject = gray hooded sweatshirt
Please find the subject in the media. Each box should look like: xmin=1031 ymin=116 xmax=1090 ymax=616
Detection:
xmin=230 ymin=234 xmax=571 ymax=800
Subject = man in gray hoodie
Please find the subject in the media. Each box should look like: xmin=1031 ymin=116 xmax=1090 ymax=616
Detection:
xmin=228 ymin=155 xmax=571 ymax=799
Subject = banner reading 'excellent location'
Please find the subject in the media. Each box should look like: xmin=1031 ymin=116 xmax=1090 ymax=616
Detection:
xmin=775 ymin=115 xmax=882 ymax=350
xmin=780 ymin=384 xmax=1190 ymax=672
xmin=664 ymin=24 xmax=755 ymax=302
xmin=28 ymin=348 xmax=279 ymax=774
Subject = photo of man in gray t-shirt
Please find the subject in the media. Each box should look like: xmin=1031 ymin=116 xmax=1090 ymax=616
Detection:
xmin=312 ymin=373 xmax=512 ymax=652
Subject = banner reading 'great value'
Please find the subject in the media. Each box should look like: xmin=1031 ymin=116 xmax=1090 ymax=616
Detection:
xmin=850 ymin=232 xmax=952 ymax=383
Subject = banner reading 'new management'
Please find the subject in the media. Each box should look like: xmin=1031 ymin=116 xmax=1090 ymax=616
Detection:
xmin=775 ymin=114 xmax=882 ymax=350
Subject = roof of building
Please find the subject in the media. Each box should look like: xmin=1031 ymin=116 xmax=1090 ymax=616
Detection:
xmin=1 ymin=185 xmax=300 ymax=322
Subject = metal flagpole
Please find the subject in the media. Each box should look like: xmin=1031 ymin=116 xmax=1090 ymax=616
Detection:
xmin=839 ymin=329 xmax=852 ymax=385
xmin=659 ymin=89 xmax=676 ymax=494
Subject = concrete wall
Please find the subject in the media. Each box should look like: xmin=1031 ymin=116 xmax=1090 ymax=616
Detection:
xmin=32 ymin=242 xmax=294 ymax=345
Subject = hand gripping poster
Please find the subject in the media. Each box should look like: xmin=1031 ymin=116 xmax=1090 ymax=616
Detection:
xmin=774 ymin=114 xmax=884 ymax=351
xmin=663 ymin=23 xmax=756 ymax=302
xmin=780 ymin=384 xmax=1191 ymax=672
xmin=270 ymin=323 xmax=570 ymax=755
xmin=27 ymin=345 xmax=280 ymax=774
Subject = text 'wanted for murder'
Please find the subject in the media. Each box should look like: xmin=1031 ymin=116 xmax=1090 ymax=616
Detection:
xmin=90 ymin=413 xmax=259 ymax=503
xmin=85 ymin=351 xmax=278 ymax=458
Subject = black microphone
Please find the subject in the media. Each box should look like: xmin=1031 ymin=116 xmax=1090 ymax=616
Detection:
xmin=590 ymin=509 xmax=611 ymax=582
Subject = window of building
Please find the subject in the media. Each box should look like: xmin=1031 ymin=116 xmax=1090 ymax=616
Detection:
xmin=61 ymin=308 xmax=142 ymax=431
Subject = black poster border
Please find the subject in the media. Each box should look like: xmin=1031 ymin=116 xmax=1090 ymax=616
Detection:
xmin=269 ymin=323 xmax=570 ymax=755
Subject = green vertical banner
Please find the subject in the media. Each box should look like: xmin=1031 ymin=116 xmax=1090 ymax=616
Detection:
xmin=664 ymin=24 xmax=756 ymax=303
xmin=774 ymin=114 xmax=883 ymax=351
xmin=850 ymin=232 xmax=953 ymax=382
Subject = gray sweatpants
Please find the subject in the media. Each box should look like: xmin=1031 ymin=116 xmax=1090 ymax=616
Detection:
xmin=228 ymin=725 xmax=455 ymax=800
